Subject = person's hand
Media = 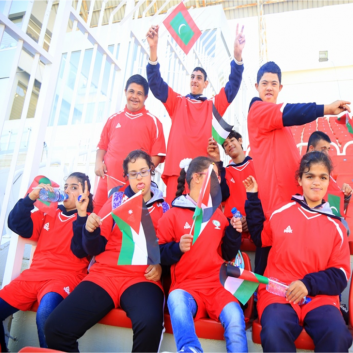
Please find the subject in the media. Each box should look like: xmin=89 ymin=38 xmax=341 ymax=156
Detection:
xmin=243 ymin=176 xmax=258 ymax=193
xmin=86 ymin=213 xmax=101 ymax=233
xmin=144 ymin=264 xmax=162 ymax=281
xmin=76 ymin=181 xmax=90 ymax=217
xmin=95 ymin=160 xmax=107 ymax=178
xmin=231 ymin=217 xmax=242 ymax=233
xmin=29 ymin=183 xmax=55 ymax=201
xmin=179 ymin=234 xmax=193 ymax=253
xmin=342 ymin=183 xmax=353 ymax=197
xmin=234 ymin=24 xmax=245 ymax=62
xmin=286 ymin=280 xmax=308 ymax=305
xmin=324 ymin=100 xmax=351 ymax=115
xmin=241 ymin=217 xmax=248 ymax=233
xmin=146 ymin=25 xmax=159 ymax=49
xmin=207 ymin=137 xmax=221 ymax=162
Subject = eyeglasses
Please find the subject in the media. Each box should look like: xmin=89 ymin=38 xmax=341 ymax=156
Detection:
xmin=127 ymin=168 xmax=151 ymax=179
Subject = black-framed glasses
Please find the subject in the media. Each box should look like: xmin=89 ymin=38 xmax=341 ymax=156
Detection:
xmin=127 ymin=168 xmax=151 ymax=179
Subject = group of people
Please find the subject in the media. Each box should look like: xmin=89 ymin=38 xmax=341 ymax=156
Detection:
xmin=0 ymin=23 xmax=353 ymax=353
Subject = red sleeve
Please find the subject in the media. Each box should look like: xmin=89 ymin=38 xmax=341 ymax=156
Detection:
xmin=150 ymin=117 xmax=166 ymax=160
xmin=327 ymin=219 xmax=351 ymax=281
xmin=29 ymin=211 xmax=46 ymax=242
xmin=261 ymin=219 xmax=273 ymax=247
xmin=163 ymin=87 xmax=179 ymax=120
xmin=213 ymin=88 xmax=231 ymax=117
xmin=97 ymin=115 xmax=114 ymax=151
xmin=157 ymin=211 xmax=176 ymax=244
xmin=97 ymin=196 xmax=114 ymax=241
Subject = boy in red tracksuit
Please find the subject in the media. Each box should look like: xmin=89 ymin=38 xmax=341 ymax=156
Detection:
xmin=94 ymin=74 xmax=166 ymax=214
xmin=244 ymin=152 xmax=352 ymax=352
xmin=146 ymin=24 xmax=246 ymax=205
xmin=157 ymin=156 xmax=247 ymax=353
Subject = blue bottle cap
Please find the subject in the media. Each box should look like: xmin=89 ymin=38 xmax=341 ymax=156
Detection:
xmin=231 ymin=207 xmax=238 ymax=215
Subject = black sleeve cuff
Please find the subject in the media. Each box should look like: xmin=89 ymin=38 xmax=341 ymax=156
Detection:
xmin=247 ymin=192 xmax=260 ymax=201
xmin=24 ymin=195 xmax=36 ymax=207
xmin=76 ymin=215 xmax=88 ymax=225
xmin=316 ymin=105 xmax=324 ymax=117
xmin=300 ymin=278 xmax=312 ymax=295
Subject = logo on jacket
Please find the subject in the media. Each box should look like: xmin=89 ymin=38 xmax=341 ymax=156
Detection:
xmin=284 ymin=226 xmax=292 ymax=233
xmin=184 ymin=222 xmax=191 ymax=229
xmin=43 ymin=223 xmax=50 ymax=231
xmin=213 ymin=220 xmax=221 ymax=230
xmin=116 ymin=123 xmax=121 ymax=128
xmin=63 ymin=286 xmax=70 ymax=295
xmin=230 ymin=178 xmax=235 ymax=183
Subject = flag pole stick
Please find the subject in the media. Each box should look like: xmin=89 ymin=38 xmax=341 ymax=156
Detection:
xmin=100 ymin=212 xmax=111 ymax=223
xmin=189 ymin=218 xmax=196 ymax=235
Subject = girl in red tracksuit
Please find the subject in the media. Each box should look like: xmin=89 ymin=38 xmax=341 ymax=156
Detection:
xmin=157 ymin=156 xmax=247 ymax=353
xmin=244 ymin=151 xmax=352 ymax=352
xmin=0 ymin=172 xmax=93 ymax=351
xmin=45 ymin=150 xmax=169 ymax=353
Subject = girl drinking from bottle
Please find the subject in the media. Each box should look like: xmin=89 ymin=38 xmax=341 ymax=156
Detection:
xmin=45 ymin=150 xmax=169 ymax=353
xmin=244 ymin=151 xmax=351 ymax=352
xmin=0 ymin=172 xmax=93 ymax=350
xmin=157 ymin=156 xmax=247 ymax=353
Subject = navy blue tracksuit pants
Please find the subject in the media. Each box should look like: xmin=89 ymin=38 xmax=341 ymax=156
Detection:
xmin=261 ymin=303 xmax=352 ymax=352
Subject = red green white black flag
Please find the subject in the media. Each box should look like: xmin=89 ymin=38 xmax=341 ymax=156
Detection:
xmin=163 ymin=2 xmax=202 ymax=55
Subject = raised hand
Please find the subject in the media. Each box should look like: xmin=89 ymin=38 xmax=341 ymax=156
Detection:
xmin=76 ymin=180 xmax=90 ymax=217
xmin=234 ymin=24 xmax=245 ymax=62
xmin=324 ymin=100 xmax=351 ymax=115
xmin=342 ymin=183 xmax=353 ymax=197
xmin=29 ymin=183 xmax=55 ymax=201
xmin=207 ymin=137 xmax=221 ymax=162
xmin=86 ymin=213 xmax=101 ymax=233
xmin=243 ymin=176 xmax=258 ymax=193
xmin=146 ymin=25 xmax=159 ymax=61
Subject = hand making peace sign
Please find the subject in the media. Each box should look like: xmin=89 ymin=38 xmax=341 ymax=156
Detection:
xmin=234 ymin=24 xmax=245 ymax=62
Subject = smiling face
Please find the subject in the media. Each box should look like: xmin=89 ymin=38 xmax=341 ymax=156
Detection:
xmin=127 ymin=157 xmax=152 ymax=199
xmin=298 ymin=163 xmax=330 ymax=208
xmin=125 ymin=83 xmax=147 ymax=112
xmin=63 ymin=176 xmax=81 ymax=212
xmin=223 ymin=136 xmax=243 ymax=160
xmin=190 ymin=70 xmax=208 ymax=95
xmin=255 ymin=72 xmax=283 ymax=104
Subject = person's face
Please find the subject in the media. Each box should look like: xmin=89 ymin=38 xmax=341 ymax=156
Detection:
xmin=255 ymin=72 xmax=283 ymax=104
xmin=308 ymin=139 xmax=331 ymax=155
xmin=298 ymin=163 xmax=330 ymax=207
xmin=223 ymin=136 xmax=242 ymax=159
xmin=127 ymin=157 xmax=151 ymax=198
xmin=191 ymin=164 xmax=220 ymax=188
xmin=125 ymin=83 xmax=147 ymax=112
xmin=190 ymin=70 xmax=208 ymax=95
xmin=63 ymin=177 xmax=82 ymax=211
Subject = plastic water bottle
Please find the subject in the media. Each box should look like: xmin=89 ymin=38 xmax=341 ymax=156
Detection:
xmin=266 ymin=277 xmax=311 ymax=305
xmin=231 ymin=207 xmax=242 ymax=219
xmin=39 ymin=188 xmax=68 ymax=202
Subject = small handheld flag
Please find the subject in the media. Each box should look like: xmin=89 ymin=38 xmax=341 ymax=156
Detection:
xmin=346 ymin=114 xmax=353 ymax=134
xmin=106 ymin=191 xmax=160 ymax=266
xmin=163 ymin=2 xmax=202 ymax=55
xmin=212 ymin=104 xmax=233 ymax=145
xmin=106 ymin=174 xmax=125 ymax=198
xmin=26 ymin=176 xmax=60 ymax=217
xmin=191 ymin=164 xmax=222 ymax=244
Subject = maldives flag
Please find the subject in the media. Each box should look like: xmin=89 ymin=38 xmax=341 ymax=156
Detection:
xmin=212 ymin=104 xmax=233 ymax=145
xmin=26 ymin=175 xmax=60 ymax=217
xmin=192 ymin=164 xmax=222 ymax=244
xmin=220 ymin=263 xmax=269 ymax=305
xmin=336 ymin=114 xmax=347 ymax=124
xmin=106 ymin=174 xmax=125 ymax=198
xmin=346 ymin=115 xmax=353 ymax=135
xmin=111 ymin=191 xmax=160 ymax=265
xmin=163 ymin=2 xmax=202 ymax=55
xmin=326 ymin=179 xmax=344 ymax=217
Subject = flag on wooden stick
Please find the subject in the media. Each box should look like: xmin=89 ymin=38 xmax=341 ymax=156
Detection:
xmin=212 ymin=104 xmax=233 ymax=145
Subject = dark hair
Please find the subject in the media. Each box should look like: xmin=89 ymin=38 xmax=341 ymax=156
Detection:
xmin=123 ymin=149 xmax=155 ymax=178
xmin=295 ymin=151 xmax=332 ymax=181
xmin=221 ymin=130 xmax=242 ymax=150
xmin=125 ymin=74 xmax=149 ymax=96
xmin=67 ymin=172 xmax=94 ymax=213
xmin=192 ymin=67 xmax=207 ymax=81
xmin=176 ymin=156 xmax=218 ymax=198
xmin=306 ymin=131 xmax=331 ymax=152
xmin=257 ymin=61 xmax=282 ymax=84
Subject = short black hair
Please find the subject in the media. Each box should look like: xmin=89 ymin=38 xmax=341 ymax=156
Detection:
xmin=306 ymin=131 xmax=331 ymax=152
xmin=192 ymin=67 xmax=207 ymax=81
xmin=125 ymin=74 xmax=149 ymax=96
xmin=257 ymin=61 xmax=282 ymax=84
xmin=221 ymin=130 xmax=242 ymax=150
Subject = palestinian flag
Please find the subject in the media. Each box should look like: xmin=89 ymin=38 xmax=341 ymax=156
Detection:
xmin=163 ymin=2 xmax=202 ymax=55
xmin=212 ymin=104 xmax=233 ymax=145
xmin=220 ymin=263 xmax=269 ymax=305
xmin=26 ymin=176 xmax=60 ymax=217
xmin=106 ymin=174 xmax=125 ymax=198
xmin=192 ymin=164 xmax=222 ymax=244
xmin=111 ymin=191 xmax=160 ymax=265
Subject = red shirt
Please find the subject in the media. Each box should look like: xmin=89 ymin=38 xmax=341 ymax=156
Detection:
xmin=257 ymin=200 xmax=350 ymax=323
xmin=19 ymin=209 xmax=89 ymax=282
xmin=97 ymin=106 xmax=166 ymax=181
xmin=247 ymin=101 xmax=302 ymax=218
xmin=162 ymin=88 xmax=230 ymax=179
